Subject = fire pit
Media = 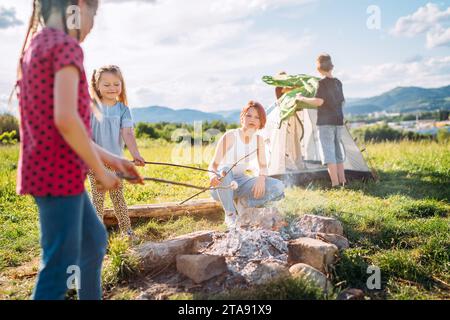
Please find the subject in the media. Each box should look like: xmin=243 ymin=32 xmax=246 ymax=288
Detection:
xmin=134 ymin=210 xmax=349 ymax=300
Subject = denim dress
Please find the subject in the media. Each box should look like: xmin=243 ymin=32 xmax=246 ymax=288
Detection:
xmin=90 ymin=102 xmax=134 ymax=156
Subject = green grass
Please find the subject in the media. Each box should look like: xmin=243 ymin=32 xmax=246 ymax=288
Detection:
xmin=102 ymin=234 xmax=139 ymax=290
xmin=207 ymin=276 xmax=329 ymax=300
xmin=133 ymin=214 xmax=225 ymax=243
xmin=0 ymin=139 xmax=449 ymax=299
xmin=0 ymin=146 xmax=40 ymax=270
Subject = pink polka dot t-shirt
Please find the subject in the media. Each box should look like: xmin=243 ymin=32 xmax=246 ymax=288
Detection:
xmin=17 ymin=27 xmax=92 ymax=197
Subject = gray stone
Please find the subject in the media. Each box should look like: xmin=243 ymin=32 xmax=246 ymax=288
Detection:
xmin=288 ymin=237 xmax=338 ymax=272
xmin=236 ymin=207 xmax=286 ymax=231
xmin=241 ymin=259 xmax=289 ymax=285
xmin=134 ymin=230 xmax=215 ymax=272
xmin=176 ymin=254 xmax=228 ymax=284
xmin=296 ymin=214 xmax=344 ymax=236
xmin=316 ymin=233 xmax=349 ymax=250
xmin=289 ymin=263 xmax=333 ymax=293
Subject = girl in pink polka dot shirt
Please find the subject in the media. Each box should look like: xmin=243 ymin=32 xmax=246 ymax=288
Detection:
xmin=15 ymin=0 xmax=143 ymax=300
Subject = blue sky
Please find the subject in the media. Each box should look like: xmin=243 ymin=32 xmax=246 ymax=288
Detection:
xmin=0 ymin=0 xmax=449 ymax=112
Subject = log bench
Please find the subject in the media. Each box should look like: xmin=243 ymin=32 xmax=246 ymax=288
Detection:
xmin=103 ymin=198 xmax=223 ymax=226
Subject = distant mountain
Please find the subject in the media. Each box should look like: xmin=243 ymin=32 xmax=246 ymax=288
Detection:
xmin=217 ymin=109 xmax=242 ymax=123
xmin=128 ymin=85 xmax=450 ymax=123
xmin=2 ymin=85 xmax=449 ymax=121
xmin=131 ymin=106 xmax=227 ymax=123
xmin=345 ymin=85 xmax=450 ymax=115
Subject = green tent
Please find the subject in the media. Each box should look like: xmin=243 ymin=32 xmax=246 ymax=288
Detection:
xmin=261 ymin=74 xmax=373 ymax=185
xmin=262 ymin=74 xmax=320 ymax=122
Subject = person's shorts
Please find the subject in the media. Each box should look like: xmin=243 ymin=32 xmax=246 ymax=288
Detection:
xmin=317 ymin=125 xmax=346 ymax=165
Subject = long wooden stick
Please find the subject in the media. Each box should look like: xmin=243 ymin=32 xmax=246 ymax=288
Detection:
xmin=136 ymin=160 xmax=218 ymax=175
xmin=122 ymin=149 xmax=257 ymax=205
xmin=178 ymin=149 xmax=258 ymax=205
xmin=117 ymin=173 xmax=235 ymax=191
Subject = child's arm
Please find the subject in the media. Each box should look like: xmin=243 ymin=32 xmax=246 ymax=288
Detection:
xmin=121 ymin=127 xmax=145 ymax=166
xmin=296 ymin=93 xmax=324 ymax=107
xmin=92 ymin=141 xmax=144 ymax=184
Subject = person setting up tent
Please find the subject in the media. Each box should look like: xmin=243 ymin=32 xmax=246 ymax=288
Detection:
xmin=208 ymin=101 xmax=285 ymax=229
xmin=295 ymin=54 xmax=347 ymax=188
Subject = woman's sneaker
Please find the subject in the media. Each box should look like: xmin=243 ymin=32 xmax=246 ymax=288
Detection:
xmin=235 ymin=197 xmax=248 ymax=215
xmin=224 ymin=211 xmax=237 ymax=229
xmin=126 ymin=230 xmax=139 ymax=244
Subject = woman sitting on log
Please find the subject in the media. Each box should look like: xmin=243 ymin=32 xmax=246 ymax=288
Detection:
xmin=208 ymin=101 xmax=285 ymax=228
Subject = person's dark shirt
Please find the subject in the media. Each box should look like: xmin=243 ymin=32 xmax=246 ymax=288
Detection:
xmin=314 ymin=77 xmax=345 ymax=126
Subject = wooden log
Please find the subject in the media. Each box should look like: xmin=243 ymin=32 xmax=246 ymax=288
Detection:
xmin=133 ymin=230 xmax=216 ymax=273
xmin=103 ymin=198 xmax=223 ymax=226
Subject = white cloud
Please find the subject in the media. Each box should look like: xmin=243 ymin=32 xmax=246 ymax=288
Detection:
xmin=391 ymin=3 xmax=450 ymax=48
xmin=0 ymin=0 xmax=316 ymax=113
xmin=426 ymin=24 xmax=450 ymax=48
xmin=0 ymin=6 xmax=23 ymax=29
xmin=81 ymin=0 xmax=315 ymax=110
xmin=337 ymin=56 xmax=450 ymax=97
xmin=3 ymin=0 xmax=447 ymax=113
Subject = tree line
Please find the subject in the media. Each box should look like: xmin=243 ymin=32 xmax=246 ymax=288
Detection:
xmin=1 ymin=113 xmax=448 ymax=145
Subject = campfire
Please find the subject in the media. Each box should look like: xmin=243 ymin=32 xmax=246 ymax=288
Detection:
xmin=133 ymin=207 xmax=350 ymax=300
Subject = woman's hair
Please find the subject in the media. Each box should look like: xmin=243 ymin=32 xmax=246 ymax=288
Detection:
xmin=11 ymin=0 xmax=98 ymax=104
xmin=240 ymin=100 xmax=267 ymax=129
xmin=90 ymin=65 xmax=129 ymax=106
xmin=317 ymin=53 xmax=334 ymax=72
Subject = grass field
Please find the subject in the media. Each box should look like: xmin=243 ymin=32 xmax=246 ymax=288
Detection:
xmin=0 ymin=139 xmax=449 ymax=299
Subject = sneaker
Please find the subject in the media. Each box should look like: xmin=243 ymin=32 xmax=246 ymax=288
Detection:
xmin=235 ymin=197 xmax=248 ymax=215
xmin=224 ymin=211 xmax=237 ymax=229
xmin=125 ymin=230 xmax=139 ymax=244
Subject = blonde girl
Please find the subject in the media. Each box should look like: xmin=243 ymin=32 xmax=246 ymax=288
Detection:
xmin=88 ymin=65 xmax=145 ymax=237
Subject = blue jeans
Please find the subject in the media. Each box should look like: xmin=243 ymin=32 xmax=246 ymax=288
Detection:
xmin=317 ymin=125 xmax=346 ymax=165
xmin=32 ymin=191 xmax=108 ymax=300
xmin=210 ymin=167 xmax=285 ymax=214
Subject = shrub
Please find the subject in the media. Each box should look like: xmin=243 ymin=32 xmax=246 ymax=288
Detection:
xmin=436 ymin=128 xmax=450 ymax=144
xmin=135 ymin=122 xmax=159 ymax=139
xmin=134 ymin=121 xmax=235 ymax=143
xmin=352 ymin=124 xmax=431 ymax=143
xmin=0 ymin=130 xmax=18 ymax=145
xmin=0 ymin=114 xmax=20 ymax=141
